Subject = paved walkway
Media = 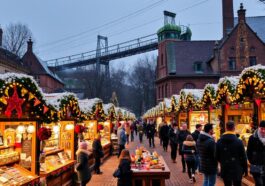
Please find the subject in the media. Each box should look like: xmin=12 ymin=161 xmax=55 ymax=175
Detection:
xmin=88 ymin=134 xmax=224 ymax=186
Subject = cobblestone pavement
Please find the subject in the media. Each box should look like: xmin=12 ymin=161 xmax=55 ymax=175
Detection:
xmin=88 ymin=134 xmax=224 ymax=186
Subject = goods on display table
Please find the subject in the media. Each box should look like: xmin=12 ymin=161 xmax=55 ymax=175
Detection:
xmin=39 ymin=121 xmax=75 ymax=186
xmin=130 ymin=147 xmax=170 ymax=186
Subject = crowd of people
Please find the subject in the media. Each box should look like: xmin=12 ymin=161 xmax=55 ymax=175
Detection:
xmin=74 ymin=119 xmax=265 ymax=186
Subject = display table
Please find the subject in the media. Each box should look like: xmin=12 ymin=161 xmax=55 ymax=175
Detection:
xmin=40 ymin=160 xmax=75 ymax=186
xmin=131 ymin=156 xmax=170 ymax=186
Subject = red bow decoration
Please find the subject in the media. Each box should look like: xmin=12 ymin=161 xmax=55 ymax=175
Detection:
xmin=37 ymin=127 xmax=52 ymax=141
xmin=74 ymin=125 xmax=86 ymax=134
xmin=4 ymin=86 xmax=24 ymax=118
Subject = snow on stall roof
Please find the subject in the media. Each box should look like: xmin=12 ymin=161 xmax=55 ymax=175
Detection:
xmin=218 ymin=76 xmax=240 ymax=88
xmin=44 ymin=92 xmax=77 ymax=110
xmin=164 ymin=98 xmax=171 ymax=109
xmin=103 ymin=103 xmax=114 ymax=114
xmin=78 ymin=98 xmax=102 ymax=113
xmin=240 ymin=64 xmax=265 ymax=78
xmin=172 ymin=95 xmax=180 ymax=103
xmin=180 ymin=89 xmax=204 ymax=100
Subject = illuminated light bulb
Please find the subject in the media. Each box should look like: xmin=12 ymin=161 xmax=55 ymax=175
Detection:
xmin=53 ymin=125 xmax=60 ymax=134
xmin=17 ymin=125 xmax=26 ymax=133
xmin=65 ymin=123 xmax=74 ymax=130
xmin=27 ymin=125 xmax=35 ymax=133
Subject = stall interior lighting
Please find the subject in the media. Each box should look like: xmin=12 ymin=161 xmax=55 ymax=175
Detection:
xmin=17 ymin=125 xmax=26 ymax=133
xmin=65 ymin=124 xmax=74 ymax=130
xmin=53 ymin=125 xmax=60 ymax=133
xmin=27 ymin=125 xmax=35 ymax=133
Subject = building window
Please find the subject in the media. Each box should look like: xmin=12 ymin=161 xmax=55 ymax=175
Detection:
xmin=249 ymin=56 xmax=257 ymax=66
xmin=183 ymin=83 xmax=195 ymax=89
xmin=158 ymin=87 xmax=161 ymax=98
xmin=228 ymin=57 xmax=236 ymax=70
xmin=194 ymin=61 xmax=203 ymax=73
xmin=35 ymin=76 xmax=40 ymax=85
xmin=162 ymin=85 xmax=164 ymax=98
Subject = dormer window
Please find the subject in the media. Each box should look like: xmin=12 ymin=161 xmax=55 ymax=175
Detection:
xmin=194 ymin=61 xmax=203 ymax=73
xmin=228 ymin=57 xmax=236 ymax=70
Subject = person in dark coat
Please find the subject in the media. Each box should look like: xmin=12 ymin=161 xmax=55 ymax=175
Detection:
xmin=217 ymin=121 xmax=248 ymax=186
xmin=92 ymin=134 xmax=104 ymax=174
xmin=192 ymin=124 xmax=202 ymax=172
xmin=146 ymin=122 xmax=156 ymax=148
xmin=178 ymin=123 xmax=191 ymax=172
xmin=76 ymin=142 xmax=92 ymax=186
xmin=197 ymin=123 xmax=217 ymax=186
xmin=168 ymin=123 xmax=178 ymax=162
xmin=182 ymin=134 xmax=197 ymax=183
xmin=247 ymin=120 xmax=265 ymax=186
xmin=160 ymin=122 xmax=170 ymax=151
xmin=117 ymin=149 xmax=132 ymax=186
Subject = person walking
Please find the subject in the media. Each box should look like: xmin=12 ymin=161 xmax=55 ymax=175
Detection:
xmin=182 ymin=135 xmax=197 ymax=183
xmin=197 ymin=123 xmax=218 ymax=186
xmin=134 ymin=121 xmax=138 ymax=136
xmin=247 ymin=120 xmax=265 ymax=186
xmin=160 ymin=121 xmax=170 ymax=151
xmin=117 ymin=124 xmax=127 ymax=158
xmin=130 ymin=122 xmax=134 ymax=142
xmin=168 ymin=123 xmax=178 ymax=163
xmin=192 ymin=124 xmax=202 ymax=172
xmin=216 ymin=121 xmax=248 ymax=186
xmin=178 ymin=123 xmax=191 ymax=172
xmin=158 ymin=122 xmax=163 ymax=146
xmin=137 ymin=123 xmax=144 ymax=143
xmin=117 ymin=149 xmax=132 ymax=186
xmin=93 ymin=134 xmax=104 ymax=174
xmin=125 ymin=122 xmax=131 ymax=145
xmin=75 ymin=141 xmax=92 ymax=186
xmin=146 ymin=122 xmax=156 ymax=148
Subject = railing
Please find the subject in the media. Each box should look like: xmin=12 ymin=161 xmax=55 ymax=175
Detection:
xmin=45 ymin=34 xmax=158 ymax=67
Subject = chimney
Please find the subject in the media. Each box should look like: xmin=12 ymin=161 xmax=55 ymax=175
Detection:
xmin=27 ymin=37 xmax=33 ymax=52
xmin=222 ymin=0 xmax=234 ymax=37
xmin=0 ymin=26 xmax=3 ymax=47
xmin=237 ymin=3 xmax=246 ymax=23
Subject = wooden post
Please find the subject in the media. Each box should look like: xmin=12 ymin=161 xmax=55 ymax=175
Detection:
xmin=208 ymin=108 xmax=211 ymax=124
xmin=36 ymin=121 xmax=40 ymax=175
xmin=220 ymin=104 xmax=226 ymax=134
xmin=186 ymin=110 xmax=190 ymax=129
xmin=253 ymin=100 xmax=259 ymax=130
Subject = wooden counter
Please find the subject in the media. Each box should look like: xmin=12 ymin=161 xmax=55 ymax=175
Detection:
xmin=131 ymin=156 xmax=170 ymax=186
xmin=40 ymin=160 xmax=75 ymax=186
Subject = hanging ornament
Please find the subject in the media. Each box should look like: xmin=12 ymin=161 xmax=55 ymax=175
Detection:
xmin=43 ymin=105 xmax=49 ymax=114
xmin=34 ymin=98 xmax=41 ymax=106
xmin=21 ymin=88 xmax=28 ymax=97
xmin=28 ymin=93 xmax=35 ymax=101
xmin=225 ymin=104 xmax=230 ymax=110
xmin=255 ymin=99 xmax=262 ymax=107
xmin=4 ymin=86 xmax=24 ymax=118
xmin=0 ymin=96 xmax=7 ymax=105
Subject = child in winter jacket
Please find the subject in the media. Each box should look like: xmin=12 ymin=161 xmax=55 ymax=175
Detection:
xmin=182 ymin=135 xmax=197 ymax=183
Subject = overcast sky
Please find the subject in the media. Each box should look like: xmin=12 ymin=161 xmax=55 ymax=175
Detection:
xmin=0 ymin=0 xmax=264 ymax=70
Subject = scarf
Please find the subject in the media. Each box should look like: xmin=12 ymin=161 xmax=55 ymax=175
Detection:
xmin=257 ymin=129 xmax=265 ymax=146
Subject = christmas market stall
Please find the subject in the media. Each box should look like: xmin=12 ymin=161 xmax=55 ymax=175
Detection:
xmin=103 ymin=103 xmax=116 ymax=139
xmin=232 ymin=65 xmax=265 ymax=145
xmin=163 ymin=98 xmax=175 ymax=124
xmin=79 ymin=98 xmax=111 ymax=159
xmin=213 ymin=76 xmax=252 ymax=139
xmin=200 ymin=83 xmax=221 ymax=139
xmin=179 ymin=89 xmax=207 ymax=131
xmin=40 ymin=92 xmax=81 ymax=186
xmin=0 ymin=73 xmax=57 ymax=185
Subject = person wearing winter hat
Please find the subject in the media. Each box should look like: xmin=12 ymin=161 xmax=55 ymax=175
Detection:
xmin=76 ymin=141 xmax=92 ymax=186
xmin=247 ymin=120 xmax=265 ymax=185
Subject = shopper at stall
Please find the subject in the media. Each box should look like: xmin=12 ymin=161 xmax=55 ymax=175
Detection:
xmin=117 ymin=124 xmax=127 ymax=158
xmin=168 ymin=123 xmax=178 ymax=162
xmin=93 ymin=134 xmax=104 ymax=174
xmin=216 ymin=121 xmax=248 ymax=186
xmin=137 ymin=123 xmax=144 ymax=143
xmin=117 ymin=149 xmax=132 ymax=186
xmin=76 ymin=141 xmax=92 ymax=186
xmin=247 ymin=120 xmax=265 ymax=186
xmin=182 ymin=135 xmax=197 ymax=183
xmin=146 ymin=122 xmax=156 ymax=148
xmin=160 ymin=121 xmax=170 ymax=151
xmin=192 ymin=124 xmax=202 ymax=172
xmin=197 ymin=123 xmax=218 ymax=186
xmin=178 ymin=123 xmax=191 ymax=172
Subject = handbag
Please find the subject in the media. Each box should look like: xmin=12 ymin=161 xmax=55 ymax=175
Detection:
xmin=113 ymin=168 xmax=122 ymax=178
xmin=250 ymin=164 xmax=264 ymax=175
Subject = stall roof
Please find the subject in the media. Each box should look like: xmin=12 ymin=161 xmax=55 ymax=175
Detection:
xmin=44 ymin=92 xmax=77 ymax=110
xmin=78 ymin=98 xmax=102 ymax=113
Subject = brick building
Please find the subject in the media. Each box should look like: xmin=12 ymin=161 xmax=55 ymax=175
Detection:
xmin=156 ymin=0 xmax=265 ymax=102
xmin=0 ymin=27 xmax=64 ymax=93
